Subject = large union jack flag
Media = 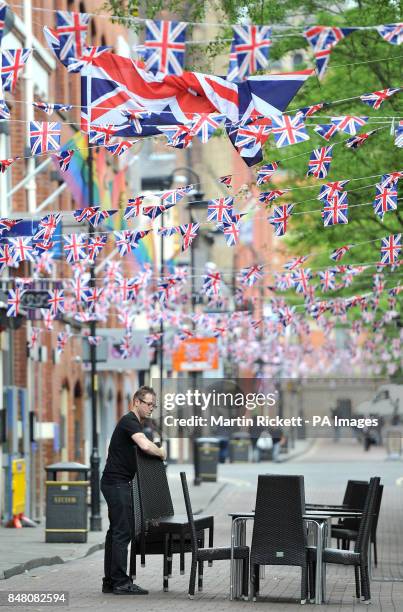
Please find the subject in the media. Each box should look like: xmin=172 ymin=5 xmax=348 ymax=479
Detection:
xmin=190 ymin=113 xmax=225 ymax=143
xmin=207 ymin=197 xmax=234 ymax=224
xmin=256 ymin=162 xmax=279 ymax=185
xmin=303 ymin=26 xmax=357 ymax=79
xmin=232 ymin=25 xmax=272 ymax=80
xmin=373 ymin=184 xmax=398 ymax=219
xmin=1 ymin=49 xmax=32 ymax=92
xmin=307 ymin=145 xmax=333 ymax=179
xmin=322 ymin=192 xmax=349 ymax=226
xmin=377 ymin=23 xmax=403 ymax=45
xmin=330 ymin=115 xmax=368 ymax=136
xmin=143 ymin=20 xmax=187 ymax=76
xmin=56 ymin=11 xmax=89 ymax=62
xmin=380 ymin=234 xmax=401 ymax=264
xmin=271 ymin=113 xmax=309 ymax=148
xmin=268 ymin=204 xmax=294 ymax=236
xmin=360 ymin=88 xmax=401 ymax=109
xmin=30 ymin=122 xmax=61 ymax=155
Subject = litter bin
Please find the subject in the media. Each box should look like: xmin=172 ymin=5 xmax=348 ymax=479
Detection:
xmin=194 ymin=438 xmax=219 ymax=485
xmin=45 ymin=462 xmax=89 ymax=543
xmin=229 ymin=432 xmax=251 ymax=462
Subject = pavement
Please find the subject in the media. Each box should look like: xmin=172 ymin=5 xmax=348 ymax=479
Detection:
xmin=1 ymin=438 xmax=403 ymax=611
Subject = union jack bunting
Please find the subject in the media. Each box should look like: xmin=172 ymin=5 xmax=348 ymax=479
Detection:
xmin=28 ymin=327 xmax=41 ymax=350
xmin=48 ymin=289 xmax=65 ymax=315
xmin=0 ymin=218 xmax=22 ymax=234
xmin=63 ymin=234 xmax=87 ymax=263
xmin=87 ymin=235 xmax=107 ymax=263
xmin=395 ymin=121 xmax=403 ymax=148
xmin=373 ymin=184 xmax=398 ymax=219
xmin=330 ymin=244 xmax=352 ymax=262
xmin=142 ymin=202 xmax=175 ymax=220
xmin=118 ymin=278 xmax=140 ymax=302
xmin=8 ymin=237 xmax=35 ymax=263
xmin=203 ymin=271 xmax=221 ymax=296
xmin=234 ymin=118 xmax=272 ymax=150
xmin=190 ymin=113 xmax=225 ymax=143
xmin=322 ymin=192 xmax=349 ymax=226
xmin=360 ymin=88 xmax=400 ymax=109
xmin=161 ymin=185 xmax=193 ymax=205
xmin=143 ymin=20 xmax=187 ymax=76
xmin=87 ymin=208 xmax=117 ymax=227
xmin=318 ymin=269 xmax=336 ymax=292
xmin=345 ymin=130 xmax=377 ymax=149
xmin=258 ymin=190 xmax=288 ymax=205
xmin=124 ymin=196 xmax=145 ymax=220
xmin=298 ymin=103 xmax=324 ymax=117
xmin=0 ymin=157 xmax=20 ymax=173
xmin=318 ymin=180 xmax=349 ymax=202
xmin=307 ymin=145 xmax=333 ymax=179
xmin=0 ymin=244 xmax=13 ymax=271
xmin=158 ymin=124 xmax=193 ymax=148
xmin=380 ymin=234 xmax=401 ymax=264
xmin=158 ymin=226 xmax=179 ymax=237
xmin=232 ymin=25 xmax=272 ymax=80
xmin=239 ymin=264 xmax=264 ymax=286
xmin=330 ymin=116 xmax=368 ymax=136
xmin=82 ymin=286 xmax=104 ymax=310
xmin=87 ymin=335 xmax=102 ymax=346
xmin=291 ymin=268 xmax=312 ymax=294
xmin=303 ymin=26 xmax=357 ymax=79
xmin=29 ymin=122 xmax=61 ymax=155
xmin=34 ymin=240 xmax=55 ymax=254
xmin=207 ymin=197 xmax=234 ymax=224
xmin=218 ymin=175 xmax=232 ymax=188
xmin=89 ymin=124 xmax=123 ymax=145
xmin=284 ymin=255 xmax=309 ymax=270
xmin=33 ymin=213 xmax=61 ymax=242
xmin=0 ymin=99 xmax=10 ymax=119
xmin=55 ymin=11 xmax=90 ymax=61
xmin=377 ymin=23 xmax=403 ymax=45
xmin=179 ymin=223 xmax=200 ymax=252
xmin=314 ymin=123 xmax=338 ymax=142
xmin=7 ymin=288 xmax=25 ymax=317
xmin=145 ymin=332 xmax=163 ymax=346
xmin=271 ymin=114 xmax=309 ymax=148
xmin=114 ymin=230 xmax=149 ymax=256
xmin=57 ymin=331 xmax=71 ymax=354
xmin=268 ymin=204 xmax=294 ymax=236
xmin=67 ymin=45 xmax=111 ymax=72
xmin=278 ymin=305 xmax=295 ymax=327
xmin=33 ymin=101 xmax=73 ymax=114
xmin=1 ymin=49 xmax=32 ymax=92
xmin=54 ymin=149 xmax=74 ymax=172
xmin=105 ymin=140 xmax=134 ymax=156
xmin=256 ymin=162 xmax=279 ymax=185
xmin=379 ymin=172 xmax=403 ymax=188
xmin=0 ymin=2 xmax=7 ymax=45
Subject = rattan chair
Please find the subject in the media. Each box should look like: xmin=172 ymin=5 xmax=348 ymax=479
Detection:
xmin=308 ymin=476 xmax=381 ymax=604
xmin=250 ymin=474 xmax=309 ymax=604
xmin=180 ymin=472 xmax=249 ymax=599
xmin=129 ymin=449 xmax=214 ymax=591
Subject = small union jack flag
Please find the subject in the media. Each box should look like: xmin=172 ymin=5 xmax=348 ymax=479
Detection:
xmin=33 ymin=101 xmax=73 ymax=114
xmin=190 ymin=113 xmax=225 ymax=143
xmin=158 ymin=226 xmax=179 ymax=237
xmin=379 ymin=172 xmax=403 ymax=188
xmin=322 ymin=192 xmax=349 ymax=226
xmin=124 ymin=196 xmax=145 ymax=220
xmin=203 ymin=271 xmax=221 ymax=296
xmin=8 ymin=237 xmax=35 ymax=263
xmin=30 ymin=122 xmax=61 ymax=155
xmin=142 ymin=202 xmax=175 ymax=220
xmin=161 ymin=185 xmax=193 ymax=205
xmin=314 ymin=123 xmax=338 ymax=141
xmin=330 ymin=244 xmax=352 ymax=261
xmin=0 ymin=218 xmax=22 ymax=234
xmin=87 ymin=235 xmax=107 ymax=263
xmin=239 ymin=264 xmax=264 ymax=286
xmin=307 ymin=145 xmax=333 ymax=179
xmin=67 ymin=45 xmax=111 ymax=72
xmin=380 ymin=234 xmax=401 ymax=264
xmin=48 ymin=288 xmax=65 ymax=315
xmin=360 ymin=88 xmax=400 ymax=109
xmin=89 ymin=124 xmax=123 ymax=145
xmin=207 ymin=197 xmax=234 ymax=224
xmin=1 ymin=49 xmax=32 ymax=92
xmin=268 ymin=204 xmax=294 ymax=236
xmin=395 ymin=121 xmax=403 ymax=148
xmin=234 ymin=117 xmax=272 ymax=150
xmin=179 ymin=223 xmax=200 ymax=252
xmin=82 ymin=207 xmax=117 ymax=227
xmin=0 ymin=99 xmax=10 ymax=119
xmin=54 ymin=149 xmax=74 ymax=172
xmin=278 ymin=305 xmax=295 ymax=327
xmin=105 ymin=140 xmax=134 ymax=156
xmin=55 ymin=11 xmax=89 ymax=62
xmin=303 ymin=26 xmax=356 ymax=79
xmin=318 ymin=180 xmax=349 ymax=202
xmin=7 ymin=288 xmax=25 ymax=317
xmin=114 ymin=230 xmax=149 ymax=256
xmin=0 ymin=157 xmax=20 ymax=173
xmin=218 ymin=175 xmax=232 ymax=188
xmin=143 ymin=19 xmax=187 ymax=76
xmin=298 ymin=103 xmax=325 ymax=117
xmin=291 ymin=268 xmax=312 ymax=294
xmin=158 ymin=124 xmax=193 ymax=148
xmin=232 ymin=25 xmax=272 ymax=80
xmin=258 ymin=190 xmax=288 ymax=205
xmin=256 ymin=162 xmax=279 ymax=186
xmin=318 ymin=269 xmax=336 ymax=292
xmin=28 ymin=327 xmax=41 ymax=350
xmin=377 ymin=23 xmax=403 ymax=45
xmin=284 ymin=255 xmax=309 ymax=271
xmin=33 ymin=213 xmax=61 ymax=242
xmin=330 ymin=116 xmax=368 ymax=136
xmin=345 ymin=130 xmax=377 ymax=149
xmin=0 ymin=244 xmax=13 ymax=271
xmin=145 ymin=332 xmax=163 ymax=347
xmin=63 ymin=234 xmax=87 ymax=264
xmin=373 ymin=184 xmax=398 ymax=219
xmin=57 ymin=330 xmax=71 ymax=355
xmin=271 ymin=113 xmax=309 ymax=148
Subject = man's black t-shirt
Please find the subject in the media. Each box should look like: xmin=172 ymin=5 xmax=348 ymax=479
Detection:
xmin=102 ymin=412 xmax=143 ymax=483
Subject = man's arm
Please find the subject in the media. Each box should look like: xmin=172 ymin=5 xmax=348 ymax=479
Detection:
xmin=132 ymin=432 xmax=166 ymax=460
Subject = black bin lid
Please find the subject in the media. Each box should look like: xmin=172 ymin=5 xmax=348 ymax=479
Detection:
xmin=45 ymin=461 xmax=90 ymax=473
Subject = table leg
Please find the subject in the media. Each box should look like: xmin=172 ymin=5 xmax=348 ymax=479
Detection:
xmin=230 ymin=518 xmax=247 ymax=601
xmin=208 ymin=524 xmax=214 ymax=567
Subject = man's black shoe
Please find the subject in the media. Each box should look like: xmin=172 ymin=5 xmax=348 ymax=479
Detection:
xmin=102 ymin=581 xmax=114 ymax=594
xmin=113 ymin=583 xmax=148 ymax=595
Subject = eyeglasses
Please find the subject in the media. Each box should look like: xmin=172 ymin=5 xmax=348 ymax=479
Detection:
xmin=139 ymin=399 xmax=157 ymax=409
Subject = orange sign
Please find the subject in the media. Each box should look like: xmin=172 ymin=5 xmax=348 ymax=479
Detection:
xmin=172 ymin=337 xmax=219 ymax=372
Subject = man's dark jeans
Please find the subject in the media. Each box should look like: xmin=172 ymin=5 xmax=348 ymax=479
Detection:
xmin=101 ymin=479 xmax=133 ymax=587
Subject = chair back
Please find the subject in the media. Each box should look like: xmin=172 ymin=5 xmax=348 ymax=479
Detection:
xmin=341 ymin=480 xmax=369 ymax=529
xmin=180 ymin=472 xmax=199 ymax=554
xmin=354 ymin=477 xmax=381 ymax=556
xmin=250 ymin=474 xmax=306 ymax=567
xmin=371 ymin=484 xmax=383 ymax=541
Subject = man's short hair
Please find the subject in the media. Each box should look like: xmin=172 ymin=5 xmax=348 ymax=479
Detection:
xmin=133 ymin=386 xmax=156 ymax=403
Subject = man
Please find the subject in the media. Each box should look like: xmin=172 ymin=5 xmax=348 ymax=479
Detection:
xmin=268 ymin=426 xmax=285 ymax=463
xmin=101 ymin=385 xmax=166 ymax=595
